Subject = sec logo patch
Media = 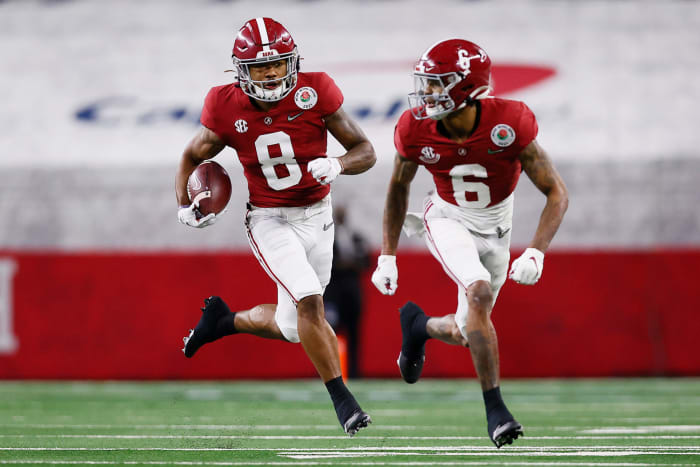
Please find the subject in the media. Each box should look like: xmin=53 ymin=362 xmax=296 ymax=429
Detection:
xmin=419 ymin=146 xmax=440 ymax=164
xmin=294 ymin=87 xmax=318 ymax=110
xmin=234 ymin=119 xmax=248 ymax=133
xmin=490 ymin=124 xmax=516 ymax=147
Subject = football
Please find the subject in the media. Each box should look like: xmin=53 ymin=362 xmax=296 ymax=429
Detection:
xmin=187 ymin=160 xmax=232 ymax=218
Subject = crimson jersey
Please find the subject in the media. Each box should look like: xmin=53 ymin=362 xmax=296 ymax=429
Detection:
xmin=200 ymin=72 xmax=343 ymax=207
xmin=395 ymin=97 xmax=538 ymax=209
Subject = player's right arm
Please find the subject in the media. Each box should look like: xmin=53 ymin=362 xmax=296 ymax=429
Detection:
xmin=371 ymin=153 xmax=419 ymax=295
xmin=175 ymin=126 xmax=226 ymax=206
xmin=381 ymin=153 xmax=419 ymax=255
xmin=175 ymin=126 xmax=226 ymax=228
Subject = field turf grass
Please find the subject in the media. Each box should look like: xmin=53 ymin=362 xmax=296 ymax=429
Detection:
xmin=0 ymin=378 xmax=698 ymax=465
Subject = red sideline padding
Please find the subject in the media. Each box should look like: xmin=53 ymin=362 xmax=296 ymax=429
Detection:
xmin=0 ymin=250 xmax=698 ymax=379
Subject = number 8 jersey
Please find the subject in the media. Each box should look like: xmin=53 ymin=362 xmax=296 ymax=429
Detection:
xmin=200 ymin=72 xmax=343 ymax=207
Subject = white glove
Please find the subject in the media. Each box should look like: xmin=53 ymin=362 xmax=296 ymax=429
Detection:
xmin=177 ymin=204 xmax=217 ymax=228
xmin=371 ymin=255 xmax=398 ymax=295
xmin=308 ymin=157 xmax=342 ymax=185
xmin=509 ymin=247 xmax=545 ymax=285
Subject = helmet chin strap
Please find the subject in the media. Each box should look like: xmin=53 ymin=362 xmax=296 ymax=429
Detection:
xmin=469 ymin=85 xmax=491 ymax=100
xmin=251 ymin=81 xmax=286 ymax=101
xmin=428 ymin=100 xmax=466 ymax=120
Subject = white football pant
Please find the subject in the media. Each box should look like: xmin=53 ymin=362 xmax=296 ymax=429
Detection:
xmin=422 ymin=196 xmax=511 ymax=341
xmin=245 ymin=195 xmax=334 ymax=343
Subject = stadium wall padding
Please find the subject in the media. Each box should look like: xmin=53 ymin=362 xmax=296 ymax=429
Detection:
xmin=1 ymin=250 xmax=698 ymax=379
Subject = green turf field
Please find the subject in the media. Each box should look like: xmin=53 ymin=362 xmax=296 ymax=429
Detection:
xmin=0 ymin=379 xmax=698 ymax=466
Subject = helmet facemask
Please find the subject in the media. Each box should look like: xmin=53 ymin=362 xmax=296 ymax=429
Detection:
xmin=408 ymin=72 xmax=466 ymax=120
xmin=233 ymin=49 xmax=299 ymax=102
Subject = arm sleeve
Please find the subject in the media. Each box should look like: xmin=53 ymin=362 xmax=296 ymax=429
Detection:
xmin=199 ymin=87 xmax=219 ymax=132
xmin=393 ymin=111 xmax=413 ymax=159
xmin=516 ymin=102 xmax=539 ymax=150
xmin=317 ymin=73 xmax=344 ymax=116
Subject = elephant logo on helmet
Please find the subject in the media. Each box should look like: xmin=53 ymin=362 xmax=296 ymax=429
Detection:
xmin=457 ymin=48 xmax=487 ymax=74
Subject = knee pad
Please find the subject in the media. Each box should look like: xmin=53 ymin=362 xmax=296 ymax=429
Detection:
xmin=277 ymin=323 xmax=300 ymax=344
xmin=274 ymin=296 xmax=300 ymax=344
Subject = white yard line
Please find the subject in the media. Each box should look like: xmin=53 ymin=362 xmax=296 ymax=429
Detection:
xmin=1 ymin=446 xmax=699 ymax=451
xmin=284 ymin=451 xmax=698 ymax=459
xmin=0 ymin=460 xmax=696 ymax=466
xmin=1 ymin=434 xmax=699 ymax=440
xmin=581 ymin=426 xmax=700 ymax=434
xmin=0 ymin=459 xmax=691 ymax=467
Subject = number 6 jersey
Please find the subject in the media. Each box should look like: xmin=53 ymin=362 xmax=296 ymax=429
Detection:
xmin=200 ymin=72 xmax=343 ymax=207
xmin=395 ymin=97 xmax=539 ymax=233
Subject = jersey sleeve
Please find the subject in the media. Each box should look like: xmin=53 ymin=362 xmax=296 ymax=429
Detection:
xmin=516 ymin=102 xmax=539 ymax=150
xmin=316 ymin=73 xmax=344 ymax=116
xmin=393 ymin=111 xmax=414 ymax=158
xmin=199 ymin=87 xmax=220 ymax=132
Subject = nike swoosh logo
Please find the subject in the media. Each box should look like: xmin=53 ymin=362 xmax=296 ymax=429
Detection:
xmin=488 ymin=148 xmax=505 ymax=154
xmin=288 ymin=111 xmax=304 ymax=121
xmin=496 ymin=227 xmax=511 ymax=238
xmin=322 ymin=221 xmax=334 ymax=231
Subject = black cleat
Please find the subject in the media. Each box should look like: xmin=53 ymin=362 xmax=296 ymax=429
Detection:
xmin=182 ymin=296 xmax=230 ymax=358
xmin=397 ymin=351 xmax=425 ymax=384
xmin=397 ymin=301 xmax=428 ymax=384
xmin=489 ymin=419 xmax=524 ymax=448
xmin=343 ymin=410 xmax=372 ymax=437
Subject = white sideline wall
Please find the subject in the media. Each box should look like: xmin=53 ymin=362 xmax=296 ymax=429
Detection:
xmin=0 ymin=0 xmax=699 ymax=249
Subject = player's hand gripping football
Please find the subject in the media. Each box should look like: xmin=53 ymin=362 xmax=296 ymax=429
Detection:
xmin=371 ymin=255 xmax=398 ymax=295
xmin=308 ymin=157 xmax=343 ymax=185
xmin=509 ymin=247 xmax=544 ymax=285
xmin=177 ymin=203 xmax=218 ymax=228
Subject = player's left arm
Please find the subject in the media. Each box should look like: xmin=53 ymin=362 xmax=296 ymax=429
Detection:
xmin=519 ymin=139 xmax=569 ymax=252
xmin=324 ymin=107 xmax=377 ymax=175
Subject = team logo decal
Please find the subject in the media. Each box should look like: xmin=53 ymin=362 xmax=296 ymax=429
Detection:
xmin=234 ymin=119 xmax=248 ymax=133
xmin=457 ymin=48 xmax=487 ymax=73
xmin=419 ymin=146 xmax=440 ymax=164
xmin=294 ymin=87 xmax=318 ymax=110
xmin=490 ymin=124 xmax=516 ymax=147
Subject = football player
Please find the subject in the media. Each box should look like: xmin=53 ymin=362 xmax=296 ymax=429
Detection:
xmin=371 ymin=39 xmax=568 ymax=447
xmin=176 ymin=17 xmax=376 ymax=436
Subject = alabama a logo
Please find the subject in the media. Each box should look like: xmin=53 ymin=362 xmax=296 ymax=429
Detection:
xmin=419 ymin=146 xmax=440 ymax=164
xmin=490 ymin=124 xmax=516 ymax=147
xmin=234 ymin=119 xmax=248 ymax=133
xmin=294 ymin=87 xmax=318 ymax=110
